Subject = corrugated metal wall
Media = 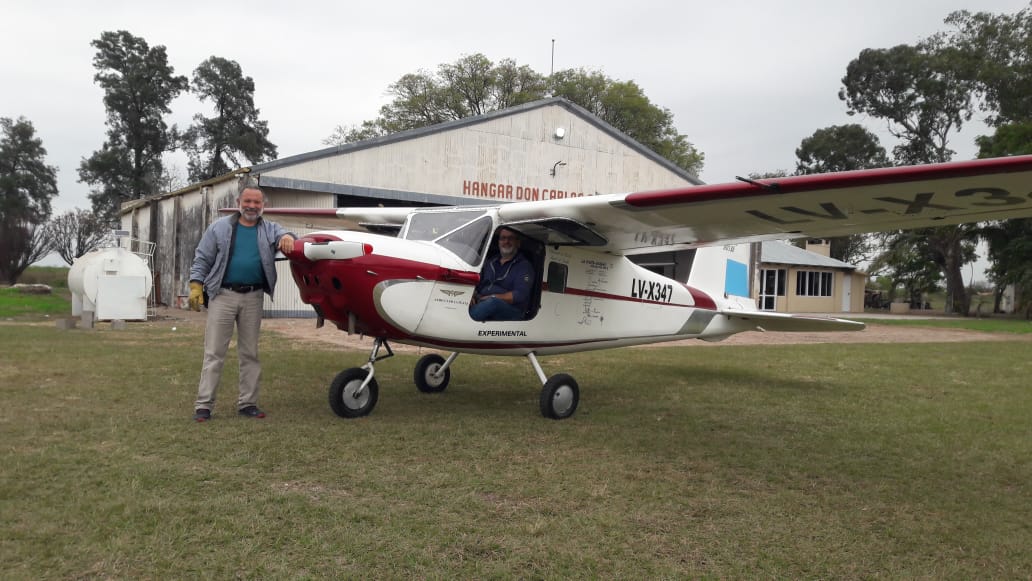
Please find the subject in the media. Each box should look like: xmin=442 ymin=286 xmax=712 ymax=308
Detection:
xmin=123 ymin=179 xmax=238 ymax=310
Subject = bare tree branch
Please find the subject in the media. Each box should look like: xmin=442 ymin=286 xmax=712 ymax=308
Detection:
xmin=48 ymin=209 xmax=112 ymax=265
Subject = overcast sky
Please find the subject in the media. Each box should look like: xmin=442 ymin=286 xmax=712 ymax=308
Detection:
xmin=3 ymin=0 xmax=1029 ymax=219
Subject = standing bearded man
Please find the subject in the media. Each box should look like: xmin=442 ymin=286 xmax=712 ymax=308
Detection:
xmin=188 ymin=183 xmax=296 ymax=422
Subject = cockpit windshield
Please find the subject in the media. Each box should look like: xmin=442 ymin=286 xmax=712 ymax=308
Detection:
xmin=435 ymin=216 xmax=493 ymax=265
xmin=403 ymin=210 xmax=487 ymax=241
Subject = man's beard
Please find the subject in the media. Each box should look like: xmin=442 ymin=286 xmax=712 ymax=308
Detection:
xmin=241 ymin=208 xmax=262 ymax=220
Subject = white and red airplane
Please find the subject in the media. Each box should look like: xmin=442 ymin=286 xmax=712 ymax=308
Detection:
xmin=266 ymin=155 xmax=1032 ymax=420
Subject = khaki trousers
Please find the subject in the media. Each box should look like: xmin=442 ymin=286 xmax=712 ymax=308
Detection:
xmin=194 ymin=289 xmax=265 ymax=411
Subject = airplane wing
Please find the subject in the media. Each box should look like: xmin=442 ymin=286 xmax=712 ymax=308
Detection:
xmin=497 ymin=155 xmax=1032 ymax=254
xmin=258 ymin=207 xmax=411 ymax=234
xmin=259 ymin=156 xmax=1032 ymax=254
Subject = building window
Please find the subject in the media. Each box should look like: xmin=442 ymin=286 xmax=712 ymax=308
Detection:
xmin=758 ymin=268 xmax=786 ymax=310
xmin=795 ymin=271 xmax=833 ymax=297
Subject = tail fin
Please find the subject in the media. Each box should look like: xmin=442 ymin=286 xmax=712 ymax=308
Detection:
xmin=687 ymin=244 xmax=755 ymax=302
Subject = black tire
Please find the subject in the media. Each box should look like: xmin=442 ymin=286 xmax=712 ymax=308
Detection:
xmin=539 ymin=373 xmax=579 ymax=419
xmin=328 ymin=367 xmax=379 ymax=418
xmin=414 ymin=354 xmax=450 ymax=393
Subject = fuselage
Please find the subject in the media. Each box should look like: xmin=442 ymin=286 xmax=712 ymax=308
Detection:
xmin=284 ymin=222 xmax=752 ymax=356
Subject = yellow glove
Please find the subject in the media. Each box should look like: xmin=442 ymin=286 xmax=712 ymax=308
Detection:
xmin=188 ymin=281 xmax=204 ymax=312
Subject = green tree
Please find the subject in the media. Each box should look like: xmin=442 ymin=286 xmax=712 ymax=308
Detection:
xmin=438 ymin=53 xmax=495 ymax=117
xmin=794 ymin=124 xmax=891 ymax=265
xmin=325 ymin=54 xmax=549 ymax=145
xmin=945 ymin=7 xmax=1032 ymax=127
xmin=326 ymin=54 xmax=703 ymax=175
xmin=78 ymin=30 xmax=188 ymax=222
xmin=839 ymin=39 xmax=976 ymax=164
xmin=970 ymin=125 xmax=1032 ymax=317
xmin=980 ymin=218 xmax=1032 ymax=316
xmin=494 ymin=59 xmax=548 ymax=109
xmin=942 ymin=6 xmax=1032 ymax=314
xmin=184 ymin=56 xmax=278 ymax=182
xmin=0 ymin=117 xmax=58 ymax=284
xmin=944 ymin=7 xmax=1032 ymax=155
xmin=975 ymin=122 xmax=1032 ymax=157
xmin=840 ymin=37 xmax=980 ymax=314
xmin=868 ymin=232 xmax=944 ymax=307
xmin=795 ymin=124 xmax=890 ymax=174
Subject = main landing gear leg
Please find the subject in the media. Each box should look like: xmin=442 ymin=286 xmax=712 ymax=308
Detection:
xmin=414 ymin=352 xmax=458 ymax=393
xmin=328 ymin=338 xmax=393 ymax=418
xmin=526 ymin=352 xmax=580 ymax=420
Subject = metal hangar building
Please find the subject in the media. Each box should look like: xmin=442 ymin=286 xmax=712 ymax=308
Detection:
xmin=120 ymin=97 xmax=703 ymax=317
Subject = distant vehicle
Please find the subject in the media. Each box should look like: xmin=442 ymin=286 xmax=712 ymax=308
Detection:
xmin=865 ymin=290 xmax=891 ymax=310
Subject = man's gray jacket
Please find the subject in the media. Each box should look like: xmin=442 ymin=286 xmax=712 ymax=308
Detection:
xmin=190 ymin=213 xmax=295 ymax=300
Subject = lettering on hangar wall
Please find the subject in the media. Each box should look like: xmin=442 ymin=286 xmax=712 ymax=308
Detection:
xmin=462 ymin=180 xmax=584 ymax=200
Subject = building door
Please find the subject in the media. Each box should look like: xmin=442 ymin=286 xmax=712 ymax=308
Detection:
xmin=758 ymin=268 xmax=785 ymax=311
xmin=840 ymin=274 xmax=852 ymax=312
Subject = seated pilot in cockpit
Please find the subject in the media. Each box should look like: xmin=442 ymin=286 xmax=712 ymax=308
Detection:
xmin=469 ymin=227 xmax=533 ymax=321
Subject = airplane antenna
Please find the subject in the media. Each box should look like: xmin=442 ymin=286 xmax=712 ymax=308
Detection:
xmin=735 ymin=176 xmax=780 ymax=191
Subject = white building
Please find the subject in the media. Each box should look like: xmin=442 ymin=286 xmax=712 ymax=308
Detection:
xmin=756 ymin=240 xmax=867 ymax=313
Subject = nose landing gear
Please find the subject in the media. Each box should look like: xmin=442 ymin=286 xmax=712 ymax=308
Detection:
xmin=327 ymin=338 xmax=392 ymax=418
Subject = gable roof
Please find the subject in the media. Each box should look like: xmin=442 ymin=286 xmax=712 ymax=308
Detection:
xmin=761 ymin=241 xmax=857 ymax=270
xmin=250 ymin=97 xmax=703 ymax=185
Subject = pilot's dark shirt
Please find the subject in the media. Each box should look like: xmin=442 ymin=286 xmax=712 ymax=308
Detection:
xmin=476 ymin=252 xmax=534 ymax=311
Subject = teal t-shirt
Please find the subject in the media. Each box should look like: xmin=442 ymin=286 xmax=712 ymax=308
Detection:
xmin=224 ymin=223 xmax=263 ymax=285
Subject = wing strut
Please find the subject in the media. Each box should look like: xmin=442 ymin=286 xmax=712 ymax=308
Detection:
xmin=735 ymin=175 xmax=781 ymax=191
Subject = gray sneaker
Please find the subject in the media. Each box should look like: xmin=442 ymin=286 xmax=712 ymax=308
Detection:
xmin=238 ymin=406 xmax=266 ymax=418
xmin=193 ymin=408 xmax=211 ymax=422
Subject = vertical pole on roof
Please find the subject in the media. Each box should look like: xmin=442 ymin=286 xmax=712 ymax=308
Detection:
xmin=551 ymin=39 xmax=555 ymax=76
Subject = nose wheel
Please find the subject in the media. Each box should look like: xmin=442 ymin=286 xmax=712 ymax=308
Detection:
xmin=328 ymin=338 xmax=391 ymax=419
xmin=329 ymin=368 xmax=379 ymax=418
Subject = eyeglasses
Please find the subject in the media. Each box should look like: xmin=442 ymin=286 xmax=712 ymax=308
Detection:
xmin=498 ymin=234 xmax=518 ymax=241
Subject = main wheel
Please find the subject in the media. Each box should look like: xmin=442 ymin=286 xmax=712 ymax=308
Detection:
xmin=414 ymin=354 xmax=450 ymax=393
xmin=539 ymin=373 xmax=579 ymax=419
xmin=328 ymin=367 xmax=379 ymax=418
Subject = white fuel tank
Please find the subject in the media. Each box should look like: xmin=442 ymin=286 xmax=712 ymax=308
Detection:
xmin=68 ymin=247 xmax=152 ymax=321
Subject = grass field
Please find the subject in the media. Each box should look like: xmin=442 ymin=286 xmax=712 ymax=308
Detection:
xmin=0 ymin=287 xmax=71 ymax=319
xmin=1 ymin=266 xmax=72 ymax=320
xmin=855 ymin=315 xmax=1032 ymax=334
xmin=2 ymin=314 xmax=1031 ymax=579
